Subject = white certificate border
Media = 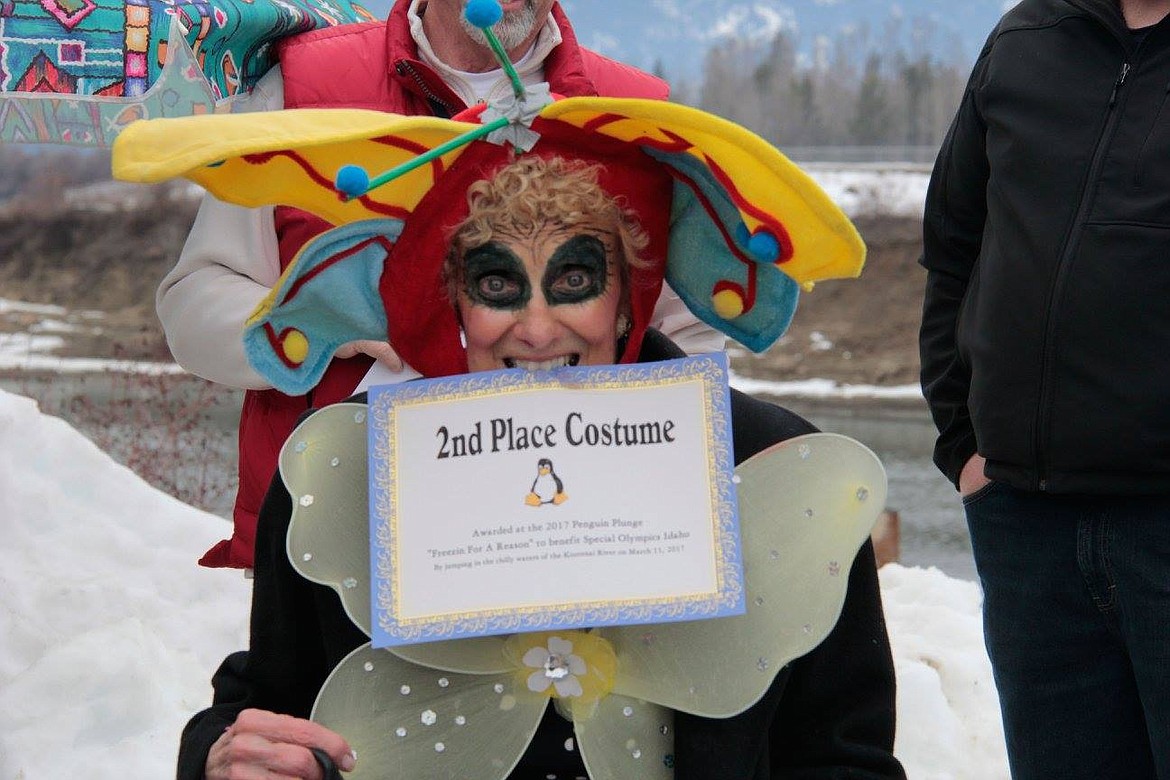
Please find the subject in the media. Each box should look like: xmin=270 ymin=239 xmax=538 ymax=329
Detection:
xmin=368 ymin=355 xmax=743 ymax=645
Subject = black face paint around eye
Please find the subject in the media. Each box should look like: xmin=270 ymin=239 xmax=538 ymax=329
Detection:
xmin=542 ymin=234 xmax=609 ymax=305
xmin=462 ymin=241 xmax=531 ymax=310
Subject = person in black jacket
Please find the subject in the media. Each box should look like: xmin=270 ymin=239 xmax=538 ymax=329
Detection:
xmin=919 ymin=1 xmax=1170 ymax=777
xmin=181 ymin=155 xmax=904 ymax=779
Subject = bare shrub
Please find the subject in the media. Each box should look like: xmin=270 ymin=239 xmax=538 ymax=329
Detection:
xmin=19 ymin=367 xmax=239 ymax=517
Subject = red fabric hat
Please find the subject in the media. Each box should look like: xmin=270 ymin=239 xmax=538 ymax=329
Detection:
xmin=381 ymin=118 xmax=673 ymax=379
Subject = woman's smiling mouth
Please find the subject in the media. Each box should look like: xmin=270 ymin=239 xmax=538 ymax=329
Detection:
xmin=504 ymin=355 xmax=581 ymax=370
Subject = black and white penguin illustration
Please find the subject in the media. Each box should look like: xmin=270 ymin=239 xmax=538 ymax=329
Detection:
xmin=525 ymin=458 xmax=568 ymax=506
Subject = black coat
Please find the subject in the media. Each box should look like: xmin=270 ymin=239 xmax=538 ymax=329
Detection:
xmin=920 ymin=0 xmax=1170 ymax=493
xmin=178 ymin=331 xmax=903 ymax=779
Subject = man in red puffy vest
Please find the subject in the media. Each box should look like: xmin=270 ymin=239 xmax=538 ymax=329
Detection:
xmin=157 ymin=0 xmax=724 ymax=570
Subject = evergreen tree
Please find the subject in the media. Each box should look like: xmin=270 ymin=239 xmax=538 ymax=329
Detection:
xmin=850 ymin=53 xmax=892 ymax=145
xmin=687 ymin=13 xmax=970 ymax=158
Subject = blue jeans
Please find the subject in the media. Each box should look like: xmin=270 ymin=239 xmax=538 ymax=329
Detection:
xmin=964 ymin=483 xmax=1170 ymax=780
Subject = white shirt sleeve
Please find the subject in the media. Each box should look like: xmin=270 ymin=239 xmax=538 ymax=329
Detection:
xmin=650 ymin=284 xmax=727 ymax=355
xmin=156 ymin=196 xmax=280 ymax=388
xmin=156 ymin=69 xmax=286 ymax=389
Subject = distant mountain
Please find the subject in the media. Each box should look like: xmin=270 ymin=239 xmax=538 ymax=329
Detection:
xmin=361 ymin=1 xmax=1013 ymax=82
xmin=559 ymin=0 xmax=1010 ymax=81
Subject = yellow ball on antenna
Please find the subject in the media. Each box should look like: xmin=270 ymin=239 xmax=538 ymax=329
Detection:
xmin=712 ymin=288 xmax=745 ymax=320
xmin=283 ymin=329 xmax=310 ymax=365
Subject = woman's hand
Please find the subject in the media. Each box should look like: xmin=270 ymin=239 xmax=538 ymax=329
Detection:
xmin=205 ymin=709 xmax=356 ymax=779
xmin=959 ymin=453 xmax=991 ymax=497
xmin=334 ymin=340 xmax=404 ymax=371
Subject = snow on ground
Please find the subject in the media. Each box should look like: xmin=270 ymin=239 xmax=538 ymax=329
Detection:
xmin=0 ymin=306 xmax=185 ymax=375
xmin=0 ymin=300 xmax=71 ymax=317
xmin=729 ymin=370 xmax=923 ymax=401
xmin=0 ymin=387 xmax=1006 ymax=778
xmin=881 ymin=565 xmax=1010 ymax=780
xmin=804 ymin=163 xmax=931 ymax=219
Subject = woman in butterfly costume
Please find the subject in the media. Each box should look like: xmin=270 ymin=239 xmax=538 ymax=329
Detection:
xmin=164 ymin=151 xmax=902 ymax=779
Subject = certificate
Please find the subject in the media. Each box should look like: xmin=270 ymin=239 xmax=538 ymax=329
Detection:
xmin=367 ymin=354 xmax=744 ymax=646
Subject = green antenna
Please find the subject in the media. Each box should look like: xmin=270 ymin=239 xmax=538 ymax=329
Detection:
xmin=333 ymin=0 xmax=531 ymax=199
xmin=464 ymin=0 xmax=526 ymax=99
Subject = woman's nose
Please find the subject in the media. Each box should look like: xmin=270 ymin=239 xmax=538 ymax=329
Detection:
xmin=513 ymin=300 xmax=560 ymax=348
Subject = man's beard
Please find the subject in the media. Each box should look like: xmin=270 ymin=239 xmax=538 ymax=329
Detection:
xmin=459 ymin=0 xmax=539 ymax=51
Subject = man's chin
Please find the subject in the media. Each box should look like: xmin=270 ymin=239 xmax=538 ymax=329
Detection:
xmin=459 ymin=5 xmax=537 ymax=50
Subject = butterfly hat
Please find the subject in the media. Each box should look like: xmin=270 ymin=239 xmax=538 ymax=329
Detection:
xmin=112 ymin=2 xmax=886 ymax=776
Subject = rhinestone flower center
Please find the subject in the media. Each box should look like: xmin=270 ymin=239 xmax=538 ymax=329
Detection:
xmin=543 ymin=652 xmax=571 ymax=679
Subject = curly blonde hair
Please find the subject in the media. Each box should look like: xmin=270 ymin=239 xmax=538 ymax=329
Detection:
xmin=445 ymin=155 xmax=649 ymax=308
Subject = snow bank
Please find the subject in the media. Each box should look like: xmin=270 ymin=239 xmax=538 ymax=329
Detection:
xmin=0 ymin=390 xmax=249 ymax=778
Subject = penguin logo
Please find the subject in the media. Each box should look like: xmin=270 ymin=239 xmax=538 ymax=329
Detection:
xmin=525 ymin=458 xmax=568 ymax=507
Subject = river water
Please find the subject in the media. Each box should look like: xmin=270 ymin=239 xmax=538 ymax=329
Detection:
xmin=5 ymin=374 xmax=976 ymax=581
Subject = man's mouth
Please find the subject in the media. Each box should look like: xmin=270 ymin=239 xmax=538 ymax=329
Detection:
xmin=504 ymin=355 xmax=580 ymax=370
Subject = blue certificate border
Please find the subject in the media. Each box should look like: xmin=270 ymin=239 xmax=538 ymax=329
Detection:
xmin=367 ymin=354 xmax=743 ymax=646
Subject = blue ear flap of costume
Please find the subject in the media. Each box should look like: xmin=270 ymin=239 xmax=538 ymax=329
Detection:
xmin=243 ymin=219 xmax=403 ymax=395
xmin=644 ymin=147 xmax=800 ymax=353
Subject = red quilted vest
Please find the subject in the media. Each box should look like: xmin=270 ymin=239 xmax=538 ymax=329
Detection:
xmin=200 ymin=1 xmax=668 ymax=568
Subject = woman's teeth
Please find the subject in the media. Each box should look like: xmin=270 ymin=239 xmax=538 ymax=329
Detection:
xmin=505 ymin=355 xmax=580 ymax=370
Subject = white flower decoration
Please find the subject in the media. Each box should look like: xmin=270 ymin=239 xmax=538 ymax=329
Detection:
xmin=522 ymin=636 xmax=588 ymax=698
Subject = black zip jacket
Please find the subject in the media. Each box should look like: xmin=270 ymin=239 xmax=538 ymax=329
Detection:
xmin=178 ymin=331 xmax=903 ymax=779
xmin=920 ymin=0 xmax=1170 ymax=493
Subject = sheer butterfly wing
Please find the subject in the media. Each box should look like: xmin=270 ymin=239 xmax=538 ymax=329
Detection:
xmin=284 ymin=408 xmax=886 ymax=770
xmin=284 ymin=403 xmax=374 ymax=636
xmin=574 ymin=695 xmax=675 ymax=780
xmin=313 ymin=643 xmax=547 ymax=780
xmin=597 ymin=433 xmax=886 ymax=717
xmin=285 ymin=405 xmax=886 ymax=715
xmin=283 ymin=402 xmax=517 ymax=675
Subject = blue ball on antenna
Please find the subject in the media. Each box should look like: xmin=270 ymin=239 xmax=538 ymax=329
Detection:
xmin=748 ymin=230 xmax=781 ymax=263
xmin=335 ymin=165 xmax=370 ymax=198
xmin=465 ymin=0 xmax=502 ymax=28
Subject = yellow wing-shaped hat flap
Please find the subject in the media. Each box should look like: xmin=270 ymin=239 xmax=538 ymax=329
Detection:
xmin=112 ymin=97 xmax=864 ymax=383
xmin=112 ymin=108 xmax=479 ymax=225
